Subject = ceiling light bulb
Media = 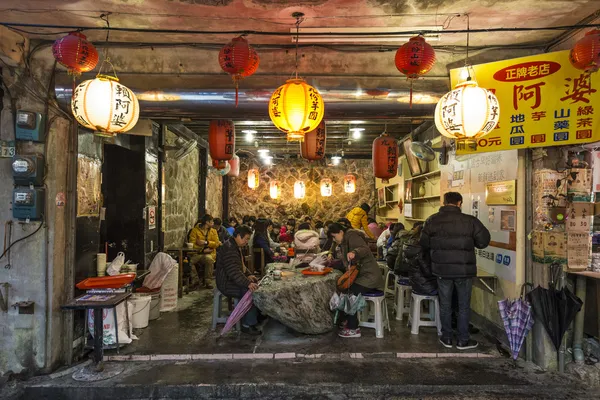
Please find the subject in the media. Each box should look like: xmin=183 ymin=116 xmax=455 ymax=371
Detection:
xmin=243 ymin=130 xmax=256 ymax=142
xmin=264 ymin=156 xmax=273 ymax=165
xmin=254 ymin=140 xmax=259 ymax=148
xmin=350 ymin=128 xmax=364 ymax=139
xmin=331 ymin=155 xmax=342 ymax=166
xmin=257 ymin=149 xmax=270 ymax=158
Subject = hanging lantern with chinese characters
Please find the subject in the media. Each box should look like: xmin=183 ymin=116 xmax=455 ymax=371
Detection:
xmin=344 ymin=174 xmax=357 ymax=194
xmin=372 ymin=132 xmax=398 ymax=184
xmin=569 ymin=29 xmax=600 ymax=72
xmin=248 ymin=168 xmax=259 ymax=189
xmin=434 ymin=80 xmax=500 ymax=140
xmin=395 ymin=36 xmax=436 ymax=107
xmin=227 ymin=154 xmax=240 ymax=177
xmin=300 ymin=121 xmax=326 ymax=161
xmin=211 ymin=159 xmax=231 ymax=176
xmin=52 ymin=32 xmax=99 ymax=76
xmin=294 ymin=180 xmax=306 ymax=199
xmin=208 ymin=120 xmax=235 ymax=162
xmin=269 ymin=180 xmax=280 ymax=199
xmin=219 ymin=36 xmax=260 ymax=106
xmin=320 ymin=178 xmax=333 ymax=197
xmin=269 ymin=79 xmax=325 ymax=142
xmin=71 ymin=75 xmax=139 ymax=136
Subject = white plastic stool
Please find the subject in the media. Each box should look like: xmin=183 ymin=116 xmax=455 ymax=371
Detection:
xmin=211 ymin=288 xmax=241 ymax=331
xmin=394 ymin=280 xmax=412 ymax=321
xmin=358 ymin=291 xmax=390 ymax=339
xmin=384 ymin=270 xmax=396 ymax=299
xmin=408 ymin=293 xmax=441 ymax=336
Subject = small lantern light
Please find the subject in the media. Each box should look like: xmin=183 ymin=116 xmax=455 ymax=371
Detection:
xmin=248 ymin=168 xmax=259 ymax=189
xmin=320 ymin=178 xmax=333 ymax=197
xmin=344 ymin=174 xmax=356 ymax=194
xmin=269 ymin=180 xmax=280 ymax=199
xmin=294 ymin=180 xmax=306 ymax=199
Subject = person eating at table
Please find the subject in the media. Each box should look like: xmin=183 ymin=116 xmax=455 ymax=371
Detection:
xmin=253 ymin=218 xmax=275 ymax=265
xmin=293 ymin=222 xmax=321 ymax=265
xmin=328 ymin=222 xmax=384 ymax=338
xmin=215 ymin=224 xmax=261 ymax=336
xmin=189 ymin=214 xmax=221 ymax=289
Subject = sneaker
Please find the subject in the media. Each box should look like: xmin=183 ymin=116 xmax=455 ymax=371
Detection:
xmin=439 ymin=337 xmax=453 ymax=349
xmin=241 ymin=325 xmax=262 ymax=336
xmin=456 ymin=339 xmax=479 ymax=350
xmin=338 ymin=328 xmax=361 ymax=338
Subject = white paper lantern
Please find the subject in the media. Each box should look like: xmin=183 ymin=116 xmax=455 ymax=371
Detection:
xmin=269 ymin=180 xmax=280 ymax=199
xmin=248 ymin=168 xmax=259 ymax=189
xmin=294 ymin=180 xmax=306 ymax=199
xmin=320 ymin=178 xmax=333 ymax=197
xmin=344 ymin=174 xmax=356 ymax=194
xmin=71 ymin=75 xmax=139 ymax=136
xmin=434 ymin=80 xmax=499 ymax=140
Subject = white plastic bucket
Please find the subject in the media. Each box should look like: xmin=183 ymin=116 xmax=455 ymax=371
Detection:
xmin=148 ymin=292 xmax=161 ymax=320
xmin=130 ymin=295 xmax=152 ymax=328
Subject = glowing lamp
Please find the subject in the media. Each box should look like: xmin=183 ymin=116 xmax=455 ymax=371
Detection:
xmin=344 ymin=174 xmax=356 ymax=194
xmin=269 ymin=79 xmax=325 ymax=142
xmin=227 ymin=154 xmax=240 ymax=177
xmin=71 ymin=75 xmax=139 ymax=136
xmin=248 ymin=168 xmax=259 ymax=189
xmin=269 ymin=180 xmax=280 ymax=199
xmin=320 ymin=179 xmax=333 ymax=197
xmin=294 ymin=180 xmax=306 ymax=199
xmin=52 ymin=32 xmax=99 ymax=75
xmin=434 ymin=80 xmax=499 ymax=140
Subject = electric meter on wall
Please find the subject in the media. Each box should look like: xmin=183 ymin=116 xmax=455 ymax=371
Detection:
xmin=12 ymin=188 xmax=45 ymax=221
xmin=12 ymin=154 xmax=44 ymax=186
xmin=15 ymin=110 xmax=46 ymax=142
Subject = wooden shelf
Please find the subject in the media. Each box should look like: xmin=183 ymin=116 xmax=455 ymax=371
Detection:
xmin=406 ymin=170 xmax=441 ymax=181
xmin=567 ymin=270 xmax=600 ymax=280
xmin=412 ymin=195 xmax=440 ymax=201
xmin=405 ymin=217 xmax=426 ymax=222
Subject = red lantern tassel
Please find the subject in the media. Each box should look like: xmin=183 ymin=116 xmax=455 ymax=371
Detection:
xmin=409 ymin=80 xmax=413 ymax=109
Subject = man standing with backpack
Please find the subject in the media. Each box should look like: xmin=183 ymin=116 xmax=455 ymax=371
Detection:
xmin=420 ymin=192 xmax=491 ymax=350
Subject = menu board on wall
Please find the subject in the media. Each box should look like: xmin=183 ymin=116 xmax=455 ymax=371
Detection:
xmin=566 ymin=203 xmax=593 ymax=233
xmin=567 ymin=232 xmax=592 ymax=271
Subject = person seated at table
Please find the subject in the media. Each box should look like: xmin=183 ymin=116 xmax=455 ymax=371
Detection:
xmin=294 ymin=222 xmax=321 ymax=265
xmin=367 ymin=218 xmax=383 ymax=239
xmin=386 ymin=223 xmax=408 ymax=272
xmin=346 ymin=203 xmax=376 ymax=240
xmin=270 ymin=221 xmax=282 ymax=243
xmin=226 ymin=217 xmax=238 ymax=236
xmin=279 ymin=218 xmax=296 ymax=243
xmin=328 ymin=223 xmax=384 ymax=338
xmin=253 ymin=218 xmax=275 ymax=265
xmin=376 ymin=222 xmax=394 ymax=259
xmin=215 ymin=225 xmax=261 ymax=335
xmin=266 ymin=220 xmax=282 ymax=251
xmin=319 ymin=220 xmax=333 ymax=250
xmin=213 ymin=218 xmax=230 ymax=245
xmin=402 ymin=223 xmax=437 ymax=296
xmin=304 ymin=216 xmax=314 ymax=229
xmin=189 ymin=214 xmax=222 ymax=289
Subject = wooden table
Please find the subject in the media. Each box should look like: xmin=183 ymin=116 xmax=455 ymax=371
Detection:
xmin=62 ymin=292 xmax=131 ymax=373
xmin=165 ymin=247 xmax=199 ymax=298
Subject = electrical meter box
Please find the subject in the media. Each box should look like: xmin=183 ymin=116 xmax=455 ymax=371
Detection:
xmin=13 ymin=188 xmax=45 ymax=221
xmin=15 ymin=110 xmax=46 ymax=142
xmin=12 ymin=154 xmax=44 ymax=186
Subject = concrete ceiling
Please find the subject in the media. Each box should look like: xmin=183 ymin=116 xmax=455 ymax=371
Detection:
xmin=2 ymin=0 xmax=599 ymax=156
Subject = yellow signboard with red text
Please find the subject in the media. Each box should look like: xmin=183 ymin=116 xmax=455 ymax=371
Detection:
xmin=451 ymin=50 xmax=600 ymax=154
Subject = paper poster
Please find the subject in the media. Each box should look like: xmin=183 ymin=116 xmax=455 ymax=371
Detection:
xmin=543 ymin=231 xmax=568 ymax=264
xmin=533 ymin=169 xmax=568 ymax=230
xmin=567 ymin=232 xmax=591 ymax=271
xmin=404 ymin=203 xmax=413 ymax=218
xmin=500 ymin=210 xmax=516 ymax=231
xmin=566 ymin=203 xmax=592 ymax=233
xmin=472 ymin=199 xmax=480 ymax=219
xmin=488 ymin=207 xmax=496 ymax=224
xmin=567 ymin=168 xmax=592 ymax=202
xmin=148 ymin=206 xmax=156 ymax=230
xmin=77 ymin=155 xmax=102 ymax=217
xmin=532 ymin=231 xmax=545 ymax=263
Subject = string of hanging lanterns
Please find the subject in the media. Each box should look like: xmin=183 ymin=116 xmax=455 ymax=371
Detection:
xmin=218 ymin=36 xmax=260 ymax=106
xmin=300 ymin=121 xmax=327 ymax=161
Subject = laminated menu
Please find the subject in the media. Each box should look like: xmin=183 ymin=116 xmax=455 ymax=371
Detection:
xmin=567 ymin=233 xmax=592 ymax=271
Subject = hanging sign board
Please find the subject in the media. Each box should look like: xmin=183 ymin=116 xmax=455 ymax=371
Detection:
xmin=485 ymin=180 xmax=517 ymax=205
xmin=452 ymin=50 xmax=600 ymax=154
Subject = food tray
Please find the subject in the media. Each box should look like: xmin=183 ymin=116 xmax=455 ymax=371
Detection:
xmin=301 ymin=268 xmax=333 ymax=276
xmin=76 ymin=274 xmax=136 ymax=290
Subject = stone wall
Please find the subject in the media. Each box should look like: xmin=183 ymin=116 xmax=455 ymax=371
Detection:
xmin=229 ymin=158 xmax=375 ymax=224
xmin=163 ymin=130 xmax=199 ymax=248
xmin=206 ymin=156 xmax=223 ymax=219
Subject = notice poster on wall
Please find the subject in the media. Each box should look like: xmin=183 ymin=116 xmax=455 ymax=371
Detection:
xmin=77 ymin=155 xmax=102 ymax=217
xmin=567 ymin=232 xmax=591 ymax=271
xmin=543 ymin=231 xmax=568 ymax=264
xmin=566 ymin=203 xmax=593 ymax=233
xmin=567 ymin=168 xmax=592 ymax=202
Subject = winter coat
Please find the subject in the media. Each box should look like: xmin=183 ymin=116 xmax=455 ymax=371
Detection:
xmin=279 ymin=226 xmax=294 ymax=243
xmin=215 ymin=237 xmax=251 ymax=298
xmin=189 ymin=226 xmax=221 ymax=261
xmin=339 ymin=229 xmax=384 ymax=290
xmin=215 ymin=226 xmax=230 ymax=244
xmin=294 ymin=229 xmax=321 ymax=264
xmin=403 ymin=239 xmax=437 ymax=295
xmin=385 ymin=230 xmax=412 ymax=273
xmin=253 ymin=234 xmax=275 ymax=265
xmin=346 ymin=207 xmax=376 ymax=239
xmin=420 ymin=205 xmax=491 ymax=278
xmin=368 ymin=222 xmax=383 ymax=239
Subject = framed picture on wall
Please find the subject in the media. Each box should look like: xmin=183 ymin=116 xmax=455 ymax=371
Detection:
xmin=404 ymin=180 xmax=413 ymax=203
xmin=377 ymin=187 xmax=386 ymax=208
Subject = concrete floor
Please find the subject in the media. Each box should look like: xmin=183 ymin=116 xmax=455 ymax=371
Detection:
xmin=113 ymin=289 xmax=495 ymax=357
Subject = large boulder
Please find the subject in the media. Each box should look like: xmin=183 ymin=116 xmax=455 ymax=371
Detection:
xmin=253 ymin=268 xmax=342 ymax=334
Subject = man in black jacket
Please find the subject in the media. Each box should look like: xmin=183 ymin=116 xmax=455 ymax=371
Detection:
xmin=420 ymin=192 xmax=491 ymax=350
xmin=215 ymin=225 xmax=261 ymax=335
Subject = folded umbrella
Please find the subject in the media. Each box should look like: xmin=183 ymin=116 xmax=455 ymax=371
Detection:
xmin=220 ymin=290 xmax=253 ymax=336
xmin=498 ymin=297 xmax=534 ymax=360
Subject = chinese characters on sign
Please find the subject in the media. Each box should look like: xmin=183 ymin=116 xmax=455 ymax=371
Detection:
xmin=452 ymin=52 xmax=600 ymax=154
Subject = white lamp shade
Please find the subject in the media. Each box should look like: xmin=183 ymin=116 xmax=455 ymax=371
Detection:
xmin=269 ymin=180 xmax=280 ymax=199
xmin=294 ymin=180 xmax=306 ymax=199
xmin=344 ymin=174 xmax=356 ymax=193
xmin=71 ymin=76 xmax=139 ymax=135
xmin=434 ymin=80 xmax=499 ymax=140
xmin=320 ymin=179 xmax=333 ymax=197
xmin=248 ymin=168 xmax=259 ymax=189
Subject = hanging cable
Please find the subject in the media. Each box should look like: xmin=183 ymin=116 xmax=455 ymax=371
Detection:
xmin=0 ymin=219 xmax=44 ymax=261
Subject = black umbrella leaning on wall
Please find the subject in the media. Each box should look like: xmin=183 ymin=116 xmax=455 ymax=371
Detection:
xmin=526 ymin=263 xmax=583 ymax=351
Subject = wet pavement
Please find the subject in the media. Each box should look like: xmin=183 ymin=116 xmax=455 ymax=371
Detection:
xmin=114 ymin=290 xmax=494 ymax=357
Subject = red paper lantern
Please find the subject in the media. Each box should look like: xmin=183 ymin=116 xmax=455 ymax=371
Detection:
xmin=300 ymin=121 xmax=326 ymax=161
xmin=570 ymin=29 xmax=600 ymax=72
xmin=227 ymin=154 xmax=240 ymax=177
xmin=395 ymin=36 xmax=436 ymax=107
xmin=52 ymin=32 xmax=99 ymax=75
xmin=212 ymin=159 xmax=228 ymax=169
xmin=372 ymin=132 xmax=398 ymax=184
xmin=208 ymin=120 xmax=235 ymax=161
xmin=218 ymin=36 xmax=260 ymax=106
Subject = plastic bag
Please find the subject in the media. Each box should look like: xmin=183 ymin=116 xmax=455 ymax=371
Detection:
xmin=87 ymin=302 xmax=137 ymax=347
xmin=329 ymin=292 xmax=341 ymax=311
xmin=107 ymin=252 xmax=125 ymax=276
xmin=309 ymin=252 xmax=329 ymax=269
